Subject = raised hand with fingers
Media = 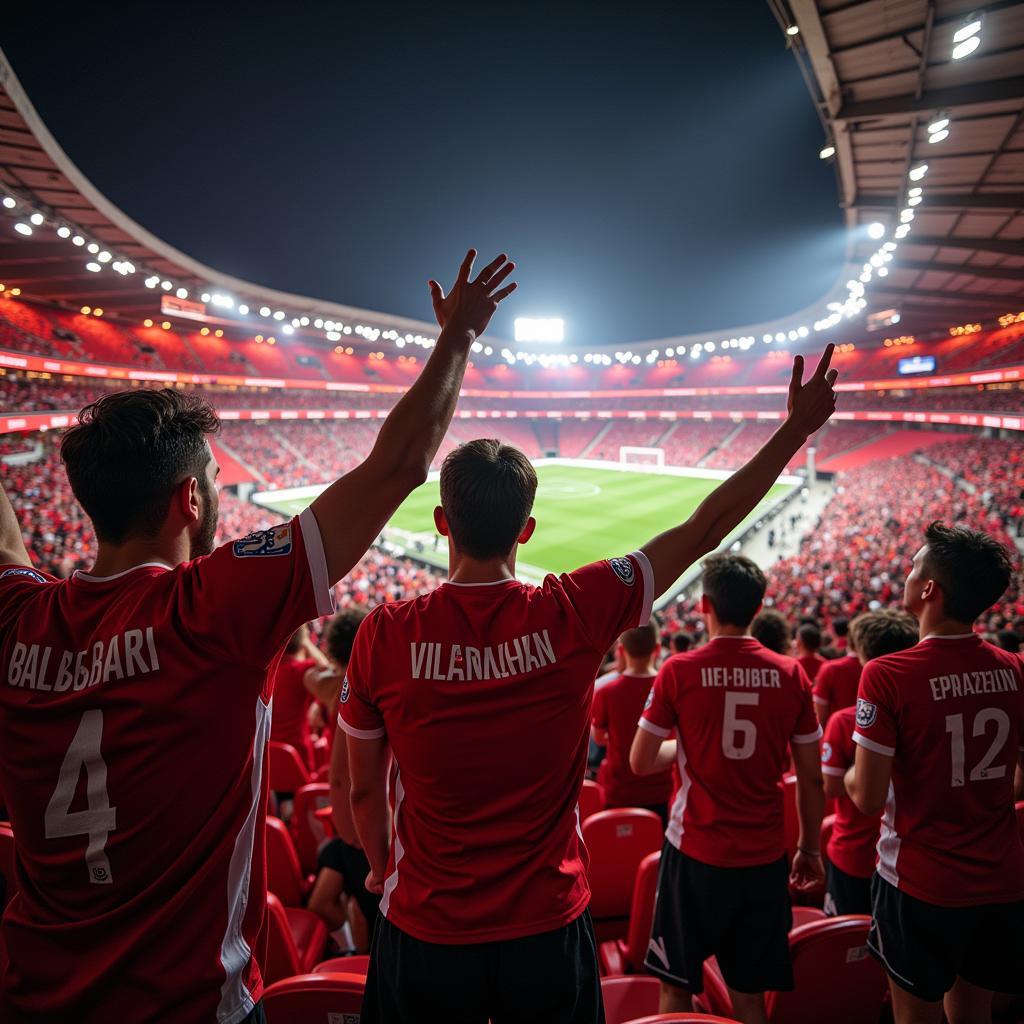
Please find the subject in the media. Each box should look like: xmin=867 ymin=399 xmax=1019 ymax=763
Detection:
xmin=428 ymin=249 xmax=516 ymax=339
xmin=786 ymin=343 xmax=839 ymax=438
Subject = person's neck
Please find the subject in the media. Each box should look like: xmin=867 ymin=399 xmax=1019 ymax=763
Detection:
xmin=448 ymin=553 xmax=516 ymax=585
xmin=918 ymin=611 xmax=975 ymax=640
xmin=623 ymin=657 xmax=657 ymax=676
xmin=88 ymin=535 xmax=188 ymax=578
xmin=708 ymin=622 xmax=749 ymax=640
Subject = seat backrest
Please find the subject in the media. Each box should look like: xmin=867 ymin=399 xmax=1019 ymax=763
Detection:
xmin=583 ymin=809 xmax=663 ymax=921
xmin=264 ymin=893 xmax=303 ymax=984
xmin=313 ymin=954 xmax=370 ymax=975
xmin=266 ymin=815 xmax=307 ymax=907
xmin=0 ymin=823 xmax=17 ymax=909
xmin=766 ymin=915 xmax=886 ymax=1024
xmin=580 ymin=779 xmax=605 ymax=822
xmin=781 ymin=773 xmax=798 ymax=864
xmin=262 ymin=971 xmax=366 ymax=1022
xmin=601 ymin=975 xmax=661 ymax=1024
xmin=622 ymin=850 xmax=661 ymax=970
xmin=269 ymin=741 xmax=311 ymax=794
xmin=291 ymin=783 xmax=331 ymax=875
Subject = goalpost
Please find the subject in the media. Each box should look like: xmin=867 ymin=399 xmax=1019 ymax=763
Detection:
xmin=620 ymin=446 xmax=665 ymax=469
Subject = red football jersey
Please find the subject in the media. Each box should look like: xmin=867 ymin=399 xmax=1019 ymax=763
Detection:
xmin=270 ymin=656 xmax=316 ymax=769
xmin=853 ymin=634 xmax=1024 ymax=906
xmin=0 ymin=509 xmax=334 ymax=1022
xmin=812 ymin=653 xmax=862 ymax=719
xmin=797 ymin=652 xmax=826 ymax=682
xmin=592 ymin=673 xmax=672 ymax=807
xmin=821 ymin=706 xmax=880 ymax=878
xmin=339 ymin=552 xmax=653 ymax=944
xmin=641 ymin=636 xmax=821 ymax=867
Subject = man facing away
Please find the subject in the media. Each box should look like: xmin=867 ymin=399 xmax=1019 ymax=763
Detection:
xmin=794 ymin=622 xmax=825 ymax=681
xmin=820 ymin=609 xmax=918 ymax=916
xmin=813 ymin=615 xmax=863 ymax=726
xmin=591 ymin=620 xmax=672 ymax=823
xmin=631 ymin=554 xmax=825 ymax=1024
xmin=0 ymin=249 xmax=517 ymax=1023
xmin=339 ymin=346 xmax=838 ymax=1023
xmin=848 ymin=522 xmax=1024 ymax=1024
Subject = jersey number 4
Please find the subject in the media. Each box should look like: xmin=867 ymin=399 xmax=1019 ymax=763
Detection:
xmin=945 ymin=709 xmax=1010 ymax=788
xmin=44 ymin=710 xmax=117 ymax=884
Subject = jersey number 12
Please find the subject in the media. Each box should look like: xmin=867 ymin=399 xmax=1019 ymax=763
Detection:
xmin=944 ymin=709 xmax=1010 ymax=788
xmin=44 ymin=710 xmax=117 ymax=884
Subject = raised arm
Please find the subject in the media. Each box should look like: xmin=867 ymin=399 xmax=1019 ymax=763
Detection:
xmin=640 ymin=345 xmax=838 ymax=597
xmin=0 ymin=481 xmax=32 ymax=568
xmin=310 ymin=250 xmax=516 ymax=584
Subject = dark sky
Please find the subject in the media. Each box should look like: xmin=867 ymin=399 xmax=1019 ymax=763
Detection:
xmin=3 ymin=1 xmax=846 ymax=345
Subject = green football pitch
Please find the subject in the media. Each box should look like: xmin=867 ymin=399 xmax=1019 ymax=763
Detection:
xmin=259 ymin=463 xmax=791 ymax=585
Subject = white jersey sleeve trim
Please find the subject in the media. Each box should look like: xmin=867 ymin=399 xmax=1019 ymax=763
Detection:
xmin=852 ymin=731 xmax=896 ymax=757
xmin=791 ymin=726 xmax=823 ymax=744
xmin=821 ymin=765 xmax=845 ymax=777
xmin=630 ymin=549 xmax=655 ymax=627
xmin=298 ymin=506 xmax=336 ymax=618
xmin=337 ymin=716 xmax=386 ymax=741
xmin=812 ymin=695 xmax=828 ymax=706
xmin=637 ymin=717 xmax=671 ymax=739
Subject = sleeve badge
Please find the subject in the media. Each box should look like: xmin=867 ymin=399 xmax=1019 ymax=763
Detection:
xmin=232 ymin=524 xmax=293 ymax=558
xmin=609 ymin=556 xmax=636 ymax=587
xmin=855 ymin=698 xmax=878 ymax=729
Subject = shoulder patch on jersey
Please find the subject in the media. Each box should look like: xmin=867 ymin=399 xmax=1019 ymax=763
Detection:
xmin=855 ymin=698 xmax=877 ymax=729
xmin=609 ymin=556 xmax=635 ymax=587
xmin=644 ymin=687 xmax=654 ymax=711
xmin=340 ymin=677 xmax=350 ymax=704
xmin=232 ymin=524 xmax=293 ymax=558
xmin=820 ymin=741 xmax=832 ymax=763
xmin=0 ymin=566 xmax=47 ymax=583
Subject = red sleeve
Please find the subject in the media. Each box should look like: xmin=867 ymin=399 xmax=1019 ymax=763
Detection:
xmin=821 ymin=713 xmax=852 ymax=777
xmin=791 ymin=665 xmax=823 ymax=744
xmin=176 ymin=508 xmax=335 ymax=670
xmin=338 ymin=609 xmax=385 ymax=740
xmin=639 ymin=661 xmax=677 ymax=738
xmin=591 ymin=685 xmax=609 ymax=730
xmin=812 ymin=662 xmax=832 ymax=705
xmin=557 ymin=552 xmax=654 ymax=652
xmin=852 ymin=661 xmax=897 ymax=757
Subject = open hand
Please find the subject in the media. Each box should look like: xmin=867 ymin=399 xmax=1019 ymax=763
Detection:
xmin=789 ymin=849 xmax=825 ymax=893
xmin=428 ymin=249 xmax=516 ymax=338
xmin=787 ymin=343 xmax=838 ymax=438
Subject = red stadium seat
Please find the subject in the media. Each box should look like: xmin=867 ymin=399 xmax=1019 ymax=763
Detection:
xmin=583 ymin=809 xmax=663 ymax=941
xmin=601 ymin=975 xmax=661 ymax=1023
xmin=580 ymin=779 xmax=605 ymax=822
xmin=701 ymin=915 xmax=885 ymax=1024
xmin=791 ymin=906 xmax=826 ymax=928
xmin=264 ymin=893 xmax=328 ymax=984
xmin=625 ymin=1016 xmax=741 ymax=1024
xmin=0 ymin=822 xmax=17 ymax=909
xmin=314 ymin=804 xmax=336 ymax=837
xmin=1016 ymin=800 xmax=1024 ymax=843
xmin=600 ymin=850 xmax=660 ymax=975
xmin=290 ymin=783 xmax=331 ymax=875
xmin=313 ymin=954 xmax=371 ymax=975
xmin=266 ymin=815 xmax=314 ymax=906
xmin=262 ymin=972 xmax=365 ymax=1022
xmin=312 ymin=736 xmax=330 ymax=770
xmin=269 ymin=740 xmax=311 ymax=794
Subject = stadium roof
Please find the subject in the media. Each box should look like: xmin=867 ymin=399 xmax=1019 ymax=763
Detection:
xmin=778 ymin=0 xmax=1024 ymax=333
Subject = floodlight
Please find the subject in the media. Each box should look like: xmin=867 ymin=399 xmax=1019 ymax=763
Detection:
xmin=819 ymin=145 xmax=835 ymax=160
xmin=514 ymin=318 xmax=564 ymax=343
xmin=867 ymin=222 xmax=885 ymax=239
xmin=928 ymin=129 xmax=949 ymax=144
xmin=786 ymin=24 xmax=799 ymax=36
xmin=928 ymin=116 xmax=949 ymax=135
xmin=953 ymin=17 xmax=981 ymax=44
xmin=951 ymin=35 xmax=980 ymax=59
xmin=29 ymin=212 xmax=44 ymax=226
xmin=908 ymin=164 xmax=928 ymax=180
xmin=13 ymin=223 xmax=31 ymax=235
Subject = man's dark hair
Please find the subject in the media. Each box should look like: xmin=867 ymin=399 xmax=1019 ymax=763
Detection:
xmin=325 ymin=608 xmax=368 ymax=667
xmin=671 ymin=631 xmax=692 ymax=654
xmin=921 ymin=521 xmax=1014 ymax=624
xmin=832 ymin=617 xmax=850 ymax=639
xmin=620 ymin=618 xmax=658 ymax=659
xmin=61 ymin=388 xmax=219 ymax=544
xmin=855 ymin=610 xmax=919 ymax=662
xmin=701 ymin=553 xmax=767 ymax=628
xmin=440 ymin=439 xmax=538 ymax=560
xmin=797 ymin=623 xmax=821 ymax=653
xmin=751 ymin=609 xmax=790 ymax=654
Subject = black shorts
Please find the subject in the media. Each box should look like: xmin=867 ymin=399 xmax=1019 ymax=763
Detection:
xmin=823 ymin=862 xmax=872 ymax=917
xmin=361 ymin=911 xmax=604 ymax=1024
xmin=643 ymin=841 xmax=793 ymax=995
xmin=869 ymin=874 xmax=1024 ymax=1003
xmin=317 ymin=838 xmax=381 ymax=924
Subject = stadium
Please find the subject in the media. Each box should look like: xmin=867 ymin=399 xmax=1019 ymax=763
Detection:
xmin=0 ymin=2 xmax=1022 ymax=1023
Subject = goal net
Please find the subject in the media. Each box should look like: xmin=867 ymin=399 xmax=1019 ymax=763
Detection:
xmin=620 ymin=446 xmax=665 ymax=468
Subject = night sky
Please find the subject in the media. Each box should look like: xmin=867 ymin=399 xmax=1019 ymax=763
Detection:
xmin=2 ymin=2 xmax=846 ymax=345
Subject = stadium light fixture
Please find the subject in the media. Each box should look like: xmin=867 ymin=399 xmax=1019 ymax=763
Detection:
xmin=514 ymin=318 xmax=564 ymax=343
xmin=1 ymin=196 xmax=15 ymax=209
xmin=908 ymin=194 xmax=922 ymax=206
xmin=927 ymin=115 xmax=950 ymax=135
xmin=72 ymin=235 xmax=84 ymax=246
xmin=953 ymin=15 xmax=982 ymax=44
xmin=87 ymin=243 xmax=99 ymax=254
xmin=928 ymin=128 xmax=949 ymax=144
xmin=907 ymin=186 xmax=922 ymax=198
xmin=877 ymin=266 xmax=889 ymax=276
xmin=867 ymin=222 xmax=885 ymax=239
xmin=238 ymin=304 xmax=249 ymax=315
xmin=175 ymin=287 xmax=188 ymax=299
xmin=819 ymin=144 xmax=835 ymax=160
xmin=908 ymin=163 xmax=928 ymax=181
xmin=98 ymin=251 xmax=112 ymax=263
xmin=786 ymin=24 xmax=799 ymax=36
xmin=259 ymin=306 xmax=271 ymax=317
xmin=29 ymin=212 xmax=44 ymax=226
xmin=282 ymin=324 xmax=294 ymax=335
xmin=85 ymin=262 xmax=101 ymax=272
xmin=13 ymin=223 xmax=32 ymax=235
xmin=900 ymin=208 xmax=915 ymax=223
xmin=56 ymin=225 xmax=71 ymax=238
xmin=273 ymin=310 xmax=285 ymax=321
xmin=895 ymin=224 xmax=911 ymax=239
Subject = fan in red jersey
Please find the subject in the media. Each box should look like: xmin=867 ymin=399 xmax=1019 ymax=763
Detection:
xmin=269 ymin=624 xmax=331 ymax=771
xmin=812 ymin=616 xmax=863 ymax=726
xmin=794 ymin=622 xmax=826 ymax=681
xmin=632 ymin=553 xmax=825 ymax=1022
xmin=0 ymin=249 xmax=517 ymax=1024
xmin=591 ymin=619 xmax=672 ymax=822
xmin=820 ymin=610 xmax=917 ymax=916
xmin=848 ymin=522 xmax=1024 ymax=1024
xmin=341 ymin=347 xmax=838 ymax=1023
